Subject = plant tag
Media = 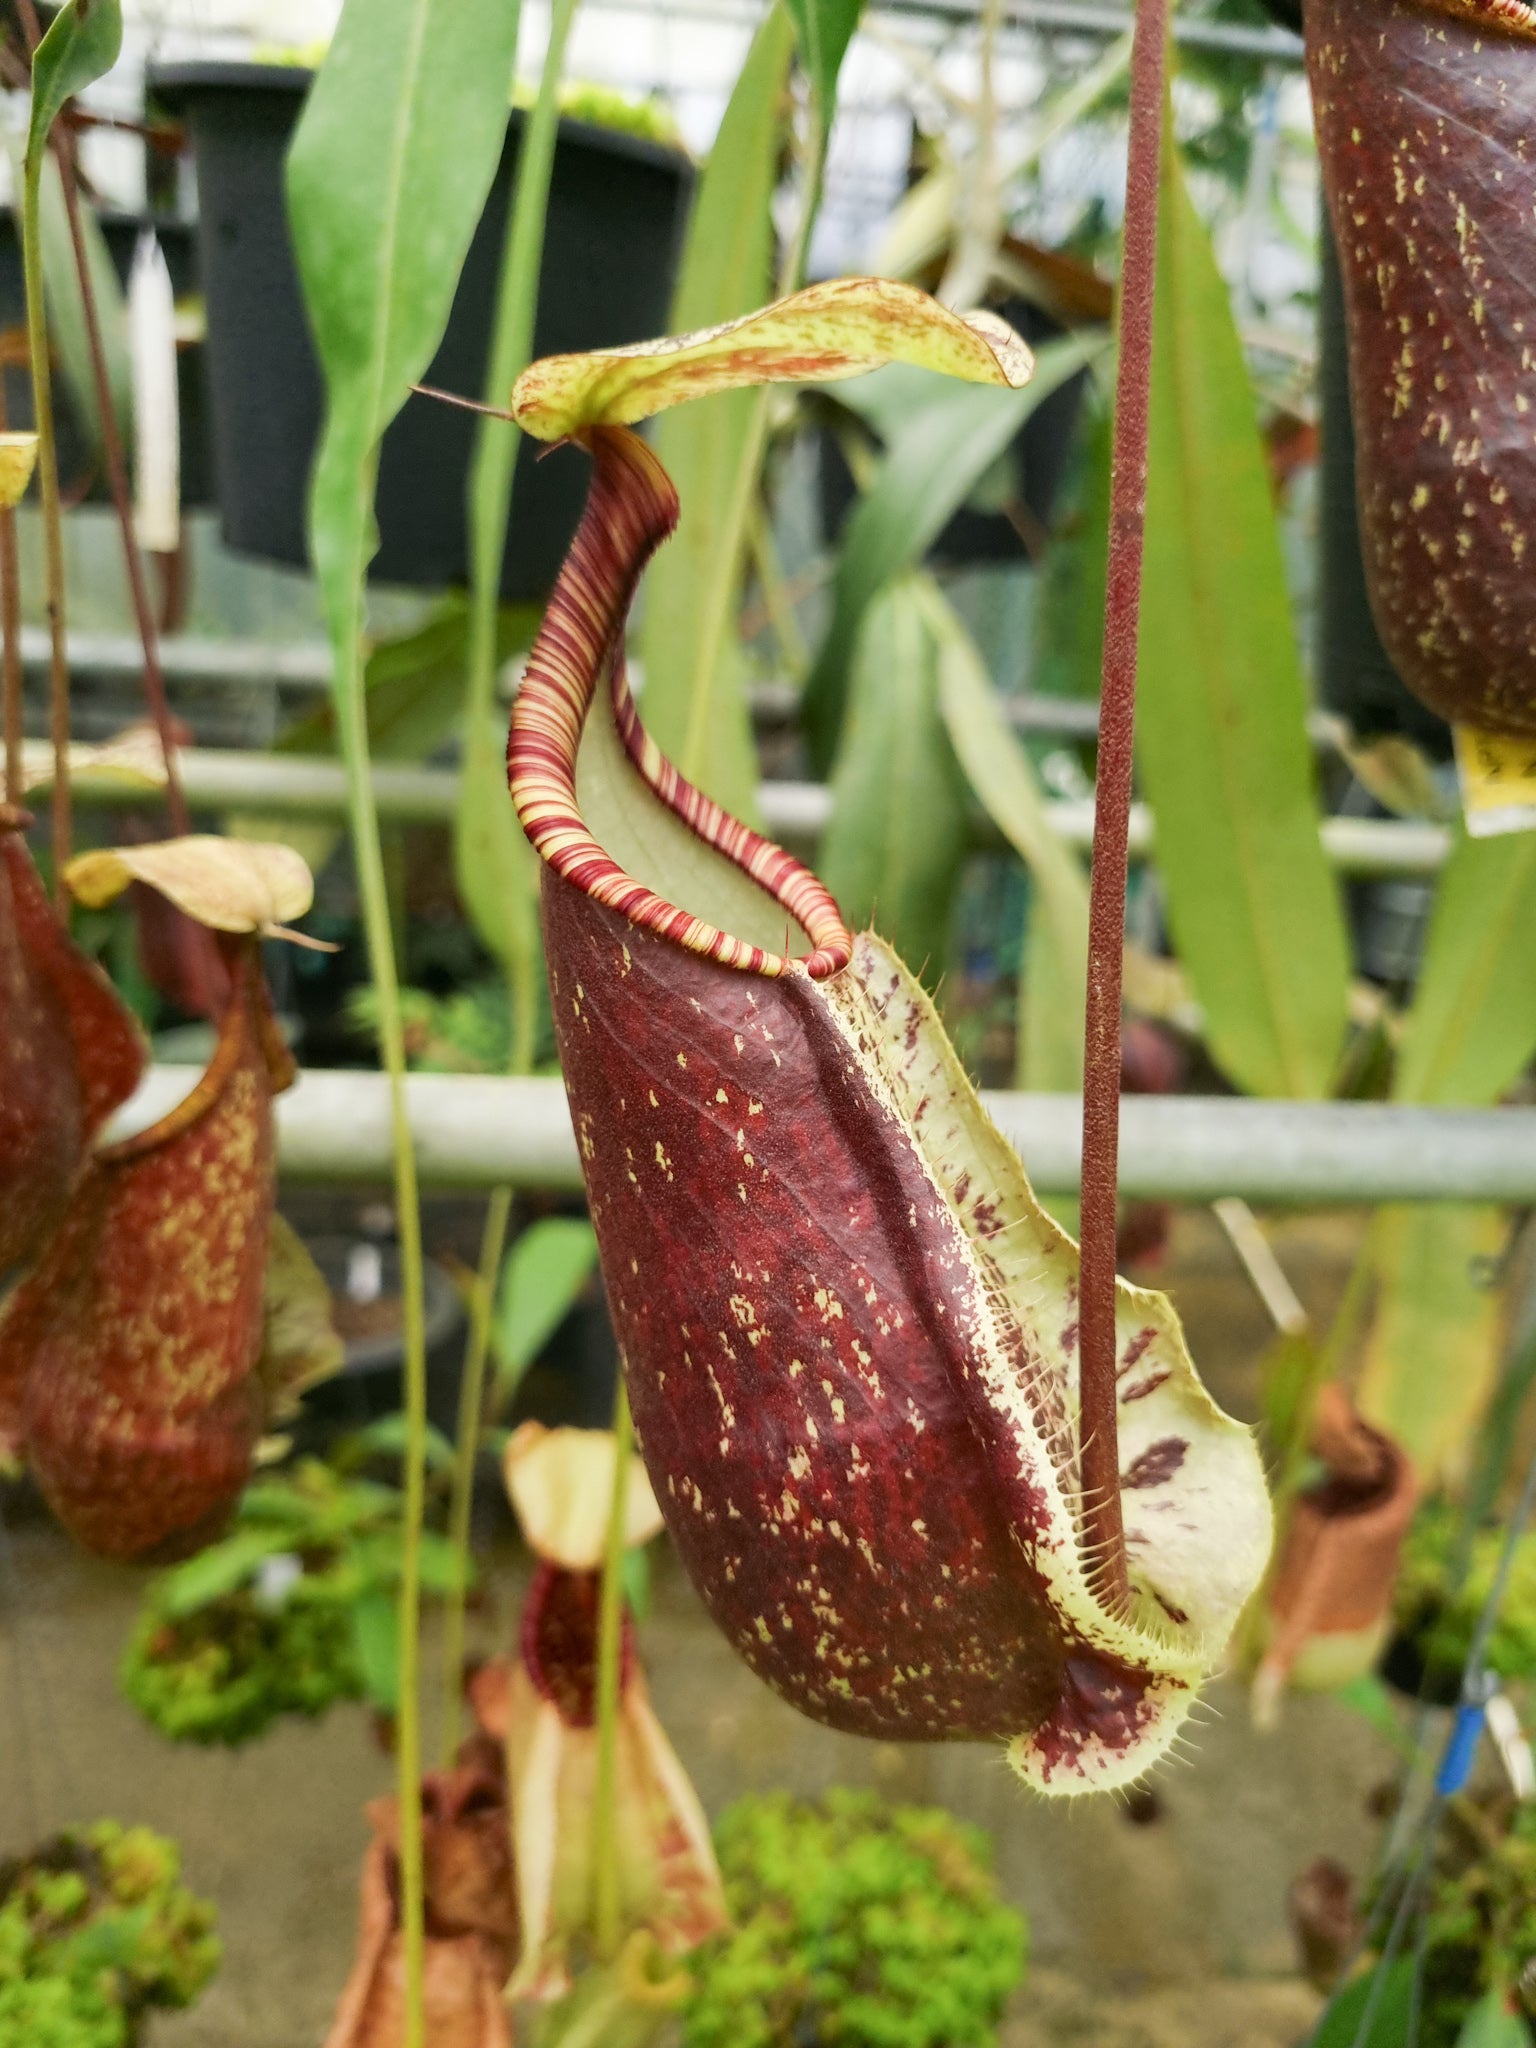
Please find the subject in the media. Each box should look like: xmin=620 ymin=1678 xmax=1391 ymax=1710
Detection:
xmin=1454 ymin=725 xmax=1536 ymax=838
xmin=255 ymin=1552 xmax=304 ymax=1611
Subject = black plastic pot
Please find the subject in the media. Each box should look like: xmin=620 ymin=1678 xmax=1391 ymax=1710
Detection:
xmin=1379 ymin=1627 xmax=1463 ymax=1710
xmin=292 ymin=1236 xmax=466 ymax=1443
xmin=0 ymin=209 xmax=212 ymax=506
xmin=818 ymin=295 xmax=1089 ymax=567
xmin=149 ymin=64 xmax=692 ymax=600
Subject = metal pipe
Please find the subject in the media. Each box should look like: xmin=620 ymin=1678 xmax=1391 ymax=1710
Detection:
xmin=49 ymin=743 xmax=1452 ymax=877
xmin=108 ymin=1067 xmax=1536 ymax=1203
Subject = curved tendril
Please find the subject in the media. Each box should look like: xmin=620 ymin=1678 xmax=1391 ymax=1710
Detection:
xmin=508 ymin=424 xmax=852 ymax=981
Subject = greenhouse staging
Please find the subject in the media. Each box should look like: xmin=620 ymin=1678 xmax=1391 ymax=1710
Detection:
xmin=1 ymin=0 xmax=1535 ymax=2045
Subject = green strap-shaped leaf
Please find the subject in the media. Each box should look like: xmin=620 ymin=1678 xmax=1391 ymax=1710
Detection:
xmin=802 ymin=332 xmax=1103 ymax=770
xmin=1311 ymin=1961 xmax=1417 ymax=2048
xmin=1394 ymin=826 xmax=1536 ymax=1108
xmin=1136 ymin=130 xmax=1349 ymax=1099
xmin=928 ymin=575 xmax=1089 ymax=1090
xmin=492 ymin=1217 xmax=600 ymax=1393
xmin=288 ymin=0 xmax=520 ymax=616
xmin=783 ymin=0 xmax=863 ymax=116
xmin=1358 ymin=1202 xmax=1506 ymax=1481
xmin=634 ymin=4 xmax=794 ymax=821
xmin=25 ymin=0 xmax=121 ymax=171
xmin=456 ymin=709 xmax=539 ymax=974
xmin=1358 ymin=828 xmax=1536 ymax=1479
xmin=1456 ymin=1990 xmax=1536 ymax=2048
xmin=818 ymin=573 xmax=970 ymax=986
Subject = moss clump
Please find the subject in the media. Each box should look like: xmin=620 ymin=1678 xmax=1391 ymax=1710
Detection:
xmin=119 ymin=1459 xmax=465 ymax=1747
xmin=1393 ymin=1502 xmax=1536 ymax=1689
xmin=120 ymin=1571 xmax=362 ymax=1747
xmin=682 ymin=1790 xmax=1027 ymax=2048
xmin=0 ymin=1822 xmax=219 ymax=2046
xmin=1364 ymin=1797 xmax=1536 ymax=2046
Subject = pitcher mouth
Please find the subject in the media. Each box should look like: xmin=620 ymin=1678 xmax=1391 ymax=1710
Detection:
xmin=1420 ymin=0 xmax=1536 ymax=33
xmin=509 ymin=424 xmax=852 ymax=982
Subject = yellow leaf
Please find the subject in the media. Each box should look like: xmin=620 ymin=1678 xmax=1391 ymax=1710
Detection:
xmin=511 ymin=276 xmax=1032 ymax=441
xmin=0 ymin=432 xmax=37 ymax=509
xmin=23 ymin=721 xmax=171 ymax=797
xmin=503 ymin=1421 xmax=664 ymax=1571
xmin=64 ymin=835 xmax=315 ymax=935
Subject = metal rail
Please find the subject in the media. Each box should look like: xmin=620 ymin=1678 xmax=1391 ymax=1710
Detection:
xmin=47 ymin=743 xmax=1451 ymax=877
xmin=109 ymin=1068 xmax=1536 ymax=1203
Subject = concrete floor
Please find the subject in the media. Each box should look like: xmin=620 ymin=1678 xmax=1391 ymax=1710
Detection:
xmin=0 ymin=1205 xmax=1393 ymax=2046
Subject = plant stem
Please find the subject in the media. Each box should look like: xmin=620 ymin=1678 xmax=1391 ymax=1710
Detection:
xmin=55 ymin=143 xmax=189 ymax=838
xmin=21 ymin=151 xmax=70 ymax=908
xmin=436 ymin=0 xmax=576 ymax=1765
xmin=1076 ymin=0 xmax=1170 ymax=1616
xmin=1 ymin=388 xmax=23 ymax=809
xmin=439 ymin=1182 xmax=511 ymax=1764
xmin=591 ymin=1379 xmax=633 ymax=1960
xmin=327 ymin=474 xmax=430 ymax=2048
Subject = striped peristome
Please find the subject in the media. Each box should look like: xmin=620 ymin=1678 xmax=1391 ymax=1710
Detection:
xmin=509 ymin=425 xmax=852 ymax=980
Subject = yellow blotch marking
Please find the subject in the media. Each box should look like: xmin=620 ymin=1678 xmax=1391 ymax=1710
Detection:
xmin=676 ymin=1051 xmax=687 ymax=1068
xmin=654 ymin=1141 xmax=674 ymax=1180
xmin=715 ymin=1087 xmax=728 ymax=1104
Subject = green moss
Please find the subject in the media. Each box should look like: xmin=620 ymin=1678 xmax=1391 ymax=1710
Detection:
xmin=0 ymin=1822 xmax=218 ymax=2047
xmin=1366 ymin=1801 xmax=1536 ymax=2046
xmin=1394 ymin=1502 xmax=1536 ymax=1687
xmin=682 ymin=1790 xmax=1027 ymax=2048
xmin=120 ymin=1573 xmax=363 ymax=1747
xmin=118 ymin=1459 xmax=462 ymax=1747
xmin=512 ymin=79 xmax=684 ymax=150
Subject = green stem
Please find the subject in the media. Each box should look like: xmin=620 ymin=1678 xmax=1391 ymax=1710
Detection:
xmin=591 ymin=1379 xmax=633 ymax=1960
xmin=439 ymin=1182 xmax=512 ymax=1763
xmin=329 ymin=486 xmax=430 ymax=2048
xmin=20 ymin=154 xmax=69 ymax=906
xmin=436 ymin=0 xmax=576 ymax=1764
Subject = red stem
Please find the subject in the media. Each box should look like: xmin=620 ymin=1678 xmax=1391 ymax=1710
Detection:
xmin=1077 ymin=0 xmax=1170 ymax=1615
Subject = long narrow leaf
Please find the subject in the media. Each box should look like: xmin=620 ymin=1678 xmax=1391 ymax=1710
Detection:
xmin=1358 ymin=828 xmax=1536 ymax=1479
xmin=803 ymin=332 xmax=1103 ymax=769
xmin=818 ymin=573 xmax=969 ymax=984
xmin=633 ymin=5 xmax=794 ymax=820
xmin=26 ymin=0 xmax=121 ymax=170
xmin=783 ymin=0 xmax=862 ymax=116
xmin=1394 ymin=827 xmax=1536 ymax=1108
xmin=1137 ymin=133 xmax=1349 ymax=1099
xmin=1358 ymin=1203 xmax=1506 ymax=1481
xmin=928 ymin=575 xmax=1089 ymax=1087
